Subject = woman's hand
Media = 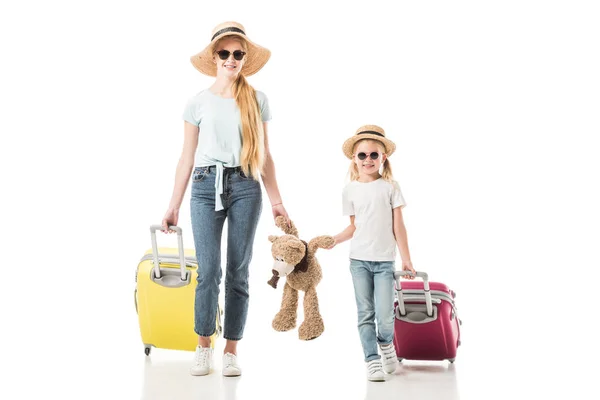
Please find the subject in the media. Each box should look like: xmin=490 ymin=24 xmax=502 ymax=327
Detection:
xmin=271 ymin=203 xmax=291 ymax=228
xmin=161 ymin=208 xmax=179 ymax=233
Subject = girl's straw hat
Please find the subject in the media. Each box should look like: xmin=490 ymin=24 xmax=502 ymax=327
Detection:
xmin=190 ymin=21 xmax=271 ymax=77
xmin=342 ymin=125 xmax=396 ymax=159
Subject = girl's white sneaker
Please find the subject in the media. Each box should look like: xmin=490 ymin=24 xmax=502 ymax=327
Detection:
xmin=379 ymin=343 xmax=398 ymax=374
xmin=366 ymin=359 xmax=385 ymax=381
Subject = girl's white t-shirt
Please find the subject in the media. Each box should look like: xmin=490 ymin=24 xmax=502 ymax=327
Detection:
xmin=342 ymin=178 xmax=406 ymax=262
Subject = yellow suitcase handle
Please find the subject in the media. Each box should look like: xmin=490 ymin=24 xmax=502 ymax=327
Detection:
xmin=149 ymin=225 xmax=187 ymax=280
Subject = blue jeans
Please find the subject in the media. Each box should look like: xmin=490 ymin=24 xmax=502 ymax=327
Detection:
xmin=190 ymin=166 xmax=262 ymax=341
xmin=349 ymin=258 xmax=396 ymax=362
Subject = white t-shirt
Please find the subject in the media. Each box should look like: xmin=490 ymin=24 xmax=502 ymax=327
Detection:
xmin=342 ymin=178 xmax=406 ymax=261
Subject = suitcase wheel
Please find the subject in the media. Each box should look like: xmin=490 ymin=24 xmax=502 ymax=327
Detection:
xmin=448 ymin=358 xmax=455 ymax=363
xmin=144 ymin=345 xmax=152 ymax=356
xmin=397 ymin=357 xmax=404 ymax=363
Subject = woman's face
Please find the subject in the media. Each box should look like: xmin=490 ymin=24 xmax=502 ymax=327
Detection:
xmin=353 ymin=140 xmax=387 ymax=176
xmin=213 ymin=38 xmax=246 ymax=78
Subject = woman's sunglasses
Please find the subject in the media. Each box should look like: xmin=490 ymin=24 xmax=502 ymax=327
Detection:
xmin=356 ymin=152 xmax=380 ymax=160
xmin=216 ymin=50 xmax=246 ymax=61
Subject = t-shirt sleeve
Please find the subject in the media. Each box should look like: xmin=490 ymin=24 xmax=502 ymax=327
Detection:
xmin=256 ymin=91 xmax=272 ymax=122
xmin=342 ymin=186 xmax=354 ymax=216
xmin=391 ymin=181 xmax=406 ymax=209
xmin=182 ymin=97 xmax=200 ymax=126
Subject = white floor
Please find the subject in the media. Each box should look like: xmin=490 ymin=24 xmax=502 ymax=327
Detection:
xmin=139 ymin=351 xmax=461 ymax=400
xmin=9 ymin=265 xmax=589 ymax=400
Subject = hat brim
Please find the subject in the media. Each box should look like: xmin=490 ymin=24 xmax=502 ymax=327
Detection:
xmin=190 ymin=32 xmax=271 ymax=77
xmin=342 ymin=134 xmax=396 ymax=159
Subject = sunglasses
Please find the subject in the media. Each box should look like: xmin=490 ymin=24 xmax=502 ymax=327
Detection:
xmin=216 ymin=50 xmax=246 ymax=61
xmin=356 ymin=152 xmax=380 ymax=160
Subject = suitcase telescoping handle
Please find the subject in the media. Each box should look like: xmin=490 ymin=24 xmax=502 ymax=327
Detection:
xmin=394 ymin=271 xmax=433 ymax=317
xmin=149 ymin=224 xmax=187 ymax=280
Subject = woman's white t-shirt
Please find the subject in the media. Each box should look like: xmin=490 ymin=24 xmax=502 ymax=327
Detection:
xmin=342 ymin=178 xmax=406 ymax=262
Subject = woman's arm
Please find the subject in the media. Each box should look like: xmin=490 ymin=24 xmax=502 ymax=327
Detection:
xmin=260 ymin=122 xmax=289 ymax=221
xmin=161 ymin=122 xmax=199 ymax=232
xmin=393 ymin=206 xmax=416 ymax=275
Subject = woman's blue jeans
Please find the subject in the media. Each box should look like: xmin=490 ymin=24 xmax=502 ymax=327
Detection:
xmin=190 ymin=166 xmax=262 ymax=341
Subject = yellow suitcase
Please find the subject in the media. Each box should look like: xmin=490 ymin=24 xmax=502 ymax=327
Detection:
xmin=135 ymin=225 xmax=221 ymax=355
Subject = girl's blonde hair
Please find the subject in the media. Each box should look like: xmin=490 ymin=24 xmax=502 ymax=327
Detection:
xmin=214 ymin=36 xmax=265 ymax=179
xmin=348 ymin=139 xmax=394 ymax=182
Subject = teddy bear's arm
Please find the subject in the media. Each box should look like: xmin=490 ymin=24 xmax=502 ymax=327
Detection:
xmin=308 ymin=235 xmax=335 ymax=254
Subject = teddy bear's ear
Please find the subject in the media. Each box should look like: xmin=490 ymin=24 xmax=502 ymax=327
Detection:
xmin=268 ymin=235 xmax=278 ymax=243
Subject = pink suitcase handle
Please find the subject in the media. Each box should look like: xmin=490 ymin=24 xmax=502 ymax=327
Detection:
xmin=394 ymin=271 xmax=433 ymax=317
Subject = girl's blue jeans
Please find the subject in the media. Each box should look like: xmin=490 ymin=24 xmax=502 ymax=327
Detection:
xmin=349 ymin=258 xmax=396 ymax=362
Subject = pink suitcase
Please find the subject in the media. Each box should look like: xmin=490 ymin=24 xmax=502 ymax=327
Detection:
xmin=392 ymin=271 xmax=461 ymax=363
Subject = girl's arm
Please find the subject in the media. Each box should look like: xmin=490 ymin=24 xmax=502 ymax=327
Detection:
xmin=260 ymin=122 xmax=290 ymax=222
xmin=326 ymin=216 xmax=356 ymax=249
xmin=393 ymin=207 xmax=416 ymax=275
xmin=161 ymin=122 xmax=199 ymax=232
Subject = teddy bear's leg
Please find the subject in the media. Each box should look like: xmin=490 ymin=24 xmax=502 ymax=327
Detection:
xmin=272 ymin=282 xmax=298 ymax=332
xmin=298 ymin=287 xmax=324 ymax=340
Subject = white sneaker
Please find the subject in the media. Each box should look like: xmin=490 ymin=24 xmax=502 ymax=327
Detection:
xmin=222 ymin=352 xmax=242 ymax=377
xmin=379 ymin=343 xmax=398 ymax=374
xmin=190 ymin=346 xmax=213 ymax=376
xmin=366 ymin=359 xmax=385 ymax=381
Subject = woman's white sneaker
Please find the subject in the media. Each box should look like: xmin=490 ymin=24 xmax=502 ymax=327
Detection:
xmin=222 ymin=352 xmax=242 ymax=377
xmin=366 ymin=359 xmax=385 ymax=381
xmin=379 ymin=343 xmax=398 ymax=374
xmin=190 ymin=346 xmax=213 ymax=376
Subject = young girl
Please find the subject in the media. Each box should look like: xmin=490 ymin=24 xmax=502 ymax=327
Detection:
xmin=327 ymin=124 xmax=416 ymax=382
xmin=161 ymin=21 xmax=290 ymax=377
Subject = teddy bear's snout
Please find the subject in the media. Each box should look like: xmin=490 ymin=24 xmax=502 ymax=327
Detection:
xmin=273 ymin=259 xmax=295 ymax=277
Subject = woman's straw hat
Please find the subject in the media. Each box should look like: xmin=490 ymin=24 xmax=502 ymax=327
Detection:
xmin=342 ymin=125 xmax=396 ymax=159
xmin=190 ymin=21 xmax=271 ymax=77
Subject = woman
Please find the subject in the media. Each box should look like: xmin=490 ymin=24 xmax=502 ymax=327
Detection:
xmin=161 ymin=21 xmax=290 ymax=377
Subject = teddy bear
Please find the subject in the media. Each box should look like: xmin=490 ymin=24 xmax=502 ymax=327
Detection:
xmin=267 ymin=216 xmax=335 ymax=340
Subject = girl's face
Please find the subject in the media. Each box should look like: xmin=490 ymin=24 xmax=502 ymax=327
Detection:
xmin=213 ymin=38 xmax=246 ymax=78
xmin=353 ymin=140 xmax=387 ymax=177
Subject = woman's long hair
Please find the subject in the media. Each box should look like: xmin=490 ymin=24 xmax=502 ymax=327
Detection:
xmin=348 ymin=139 xmax=394 ymax=182
xmin=214 ymin=36 xmax=265 ymax=179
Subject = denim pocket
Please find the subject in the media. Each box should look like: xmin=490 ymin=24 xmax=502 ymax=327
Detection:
xmin=193 ymin=167 xmax=210 ymax=182
xmin=239 ymin=169 xmax=253 ymax=180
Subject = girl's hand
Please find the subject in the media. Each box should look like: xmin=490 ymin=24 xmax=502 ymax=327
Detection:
xmin=271 ymin=203 xmax=291 ymax=228
xmin=161 ymin=208 xmax=179 ymax=233
xmin=402 ymin=260 xmax=416 ymax=280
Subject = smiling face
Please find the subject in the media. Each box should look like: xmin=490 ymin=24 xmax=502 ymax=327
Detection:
xmin=213 ymin=37 xmax=247 ymax=78
xmin=353 ymin=139 xmax=387 ymax=179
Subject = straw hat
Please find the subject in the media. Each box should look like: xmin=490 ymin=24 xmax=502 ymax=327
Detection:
xmin=342 ymin=125 xmax=396 ymax=159
xmin=190 ymin=21 xmax=271 ymax=77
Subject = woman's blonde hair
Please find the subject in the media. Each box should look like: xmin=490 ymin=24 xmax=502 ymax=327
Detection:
xmin=348 ymin=139 xmax=394 ymax=182
xmin=214 ymin=36 xmax=265 ymax=179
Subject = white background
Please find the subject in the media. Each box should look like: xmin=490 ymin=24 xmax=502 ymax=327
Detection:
xmin=1 ymin=1 xmax=599 ymax=399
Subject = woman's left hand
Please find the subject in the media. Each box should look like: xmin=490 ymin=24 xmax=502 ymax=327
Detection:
xmin=271 ymin=203 xmax=291 ymax=227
